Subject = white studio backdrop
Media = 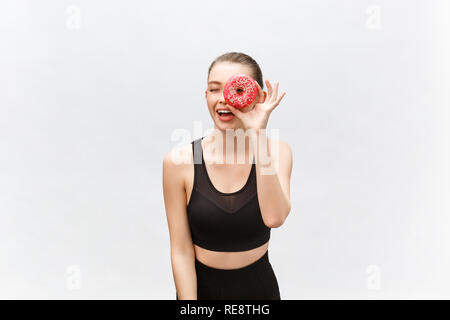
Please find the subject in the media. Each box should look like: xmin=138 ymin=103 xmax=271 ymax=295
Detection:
xmin=0 ymin=0 xmax=449 ymax=299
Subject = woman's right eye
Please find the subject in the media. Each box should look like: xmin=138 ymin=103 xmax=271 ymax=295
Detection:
xmin=209 ymin=89 xmax=218 ymax=92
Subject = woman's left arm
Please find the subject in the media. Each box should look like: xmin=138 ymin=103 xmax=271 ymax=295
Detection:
xmin=226 ymin=79 xmax=292 ymax=228
xmin=251 ymin=131 xmax=292 ymax=228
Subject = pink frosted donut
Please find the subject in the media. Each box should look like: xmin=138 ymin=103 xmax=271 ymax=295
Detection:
xmin=223 ymin=74 xmax=258 ymax=109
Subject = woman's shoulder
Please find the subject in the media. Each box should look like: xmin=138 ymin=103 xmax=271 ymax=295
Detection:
xmin=163 ymin=142 xmax=194 ymax=168
xmin=163 ymin=142 xmax=194 ymax=191
xmin=268 ymin=137 xmax=292 ymax=157
xmin=267 ymin=137 xmax=292 ymax=175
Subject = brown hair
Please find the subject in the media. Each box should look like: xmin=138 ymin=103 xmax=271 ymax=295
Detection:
xmin=207 ymin=52 xmax=264 ymax=89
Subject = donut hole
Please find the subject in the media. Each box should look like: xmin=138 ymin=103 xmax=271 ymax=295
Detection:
xmin=236 ymin=88 xmax=244 ymax=95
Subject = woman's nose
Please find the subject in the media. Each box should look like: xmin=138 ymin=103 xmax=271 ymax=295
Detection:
xmin=218 ymin=93 xmax=226 ymax=104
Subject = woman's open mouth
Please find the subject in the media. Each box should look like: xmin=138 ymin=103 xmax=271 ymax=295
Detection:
xmin=216 ymin=110 xmax=235 ymax=121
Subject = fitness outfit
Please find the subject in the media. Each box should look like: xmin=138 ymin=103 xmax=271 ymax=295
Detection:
xmin=175 ymin=136 xmax=280 ymax=300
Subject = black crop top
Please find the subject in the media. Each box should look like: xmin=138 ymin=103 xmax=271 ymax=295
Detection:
xmin=186 ymin=136 xmax=271 ymax=252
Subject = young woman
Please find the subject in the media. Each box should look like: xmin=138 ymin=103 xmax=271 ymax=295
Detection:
xmin=163 ymin=52 xmax=292 ymax=300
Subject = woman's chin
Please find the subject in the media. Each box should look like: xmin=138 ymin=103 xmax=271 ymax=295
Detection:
xmin=217 ymin=121 xmax=237 ymax=130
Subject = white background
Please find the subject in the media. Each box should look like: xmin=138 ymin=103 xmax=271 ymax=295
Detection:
xmin=0 ymin=0 xmax=449 ymax=299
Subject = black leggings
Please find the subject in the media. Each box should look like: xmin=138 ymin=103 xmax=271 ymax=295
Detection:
xmin=176 ymin=250 xmax=280 ymax=300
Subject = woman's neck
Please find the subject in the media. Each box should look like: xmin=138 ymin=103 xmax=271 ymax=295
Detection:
xmin=203 ymin=130 xmax=253 ymax=165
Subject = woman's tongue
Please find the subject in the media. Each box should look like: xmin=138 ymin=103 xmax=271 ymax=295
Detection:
xmin=218 ymin=111 xmax=233 ymax=117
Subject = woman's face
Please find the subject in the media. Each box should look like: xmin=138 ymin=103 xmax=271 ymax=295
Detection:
xmin=205 ymin=62 xmax=258 ymax=131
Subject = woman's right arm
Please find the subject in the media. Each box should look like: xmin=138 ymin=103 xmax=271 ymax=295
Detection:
xmin=162 ymin=148 xmax=197 ymax=300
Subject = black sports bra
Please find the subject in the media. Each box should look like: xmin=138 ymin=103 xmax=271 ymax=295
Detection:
xmin=186 ymin=136 xmax=271 ymax=252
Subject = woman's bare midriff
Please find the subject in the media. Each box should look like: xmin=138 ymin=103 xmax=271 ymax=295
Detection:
xmin=193 ymin=242 xmax=269 ymax=270
xmin=184 ymin=140 xmax=270 ymax=270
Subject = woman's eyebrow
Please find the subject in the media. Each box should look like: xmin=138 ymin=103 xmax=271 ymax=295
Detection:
xmin=208 ymin=81 xmax=222 ymax=85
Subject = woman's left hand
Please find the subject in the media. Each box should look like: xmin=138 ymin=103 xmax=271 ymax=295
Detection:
xmin=226 ymin=79 xmax=286 ymax=131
